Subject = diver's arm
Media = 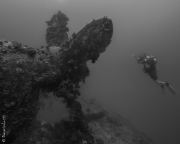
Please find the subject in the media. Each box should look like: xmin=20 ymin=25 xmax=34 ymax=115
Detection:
xmin=132 ymin=55 xmax=138 ymax=61
xmin=132 ymin=55 xmax=143 ymax=64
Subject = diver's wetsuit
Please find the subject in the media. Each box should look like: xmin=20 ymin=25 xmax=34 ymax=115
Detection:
xmin=138 ymin=57 xmax=158 ymax=80
xmin=143 ymin=59 xmax=158 ymax=80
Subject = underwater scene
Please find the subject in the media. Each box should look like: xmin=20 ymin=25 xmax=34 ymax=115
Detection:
xmin=0 ymin=0 xmax=180 ymax=144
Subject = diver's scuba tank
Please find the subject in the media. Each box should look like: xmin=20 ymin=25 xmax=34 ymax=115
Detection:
xmin=137 ymin=53 xmax=146 ymax=63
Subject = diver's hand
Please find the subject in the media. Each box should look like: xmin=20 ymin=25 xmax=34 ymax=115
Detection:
xmin=132 ymin=55 xmax=139 ymax=63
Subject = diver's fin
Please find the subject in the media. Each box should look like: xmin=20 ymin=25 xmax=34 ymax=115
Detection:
xmin=161 ymin=85 xmax=166 ymax=95
xmin=165 ymin=82 xmax=177 ymax=95
xmin=167 ymin=85 xmax=177 ymax=95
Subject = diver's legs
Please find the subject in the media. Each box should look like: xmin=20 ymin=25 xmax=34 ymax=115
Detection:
xmin=154 ymin=79 xmax=166 ymax=86
xmin=160 ymin=84 xmax=166 ymax=95
xmin=154 ymin=79 xmax=166 ymax=94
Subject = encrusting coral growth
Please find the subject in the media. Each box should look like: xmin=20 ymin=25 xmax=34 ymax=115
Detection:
xmin=0 ymin=11 xmax=113 ymax=144
xmin=46 ymin=11 xmax=69 ymax=47
xmin=24 ymin=98 xmax=154 ymax=144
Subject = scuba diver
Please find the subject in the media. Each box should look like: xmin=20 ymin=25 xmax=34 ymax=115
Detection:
xmin=132 ymin=53 xmax=177 ymax=95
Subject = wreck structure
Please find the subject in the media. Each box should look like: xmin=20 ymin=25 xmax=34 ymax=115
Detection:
xmin=0 ymin=11 xmax=113 ymax=144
